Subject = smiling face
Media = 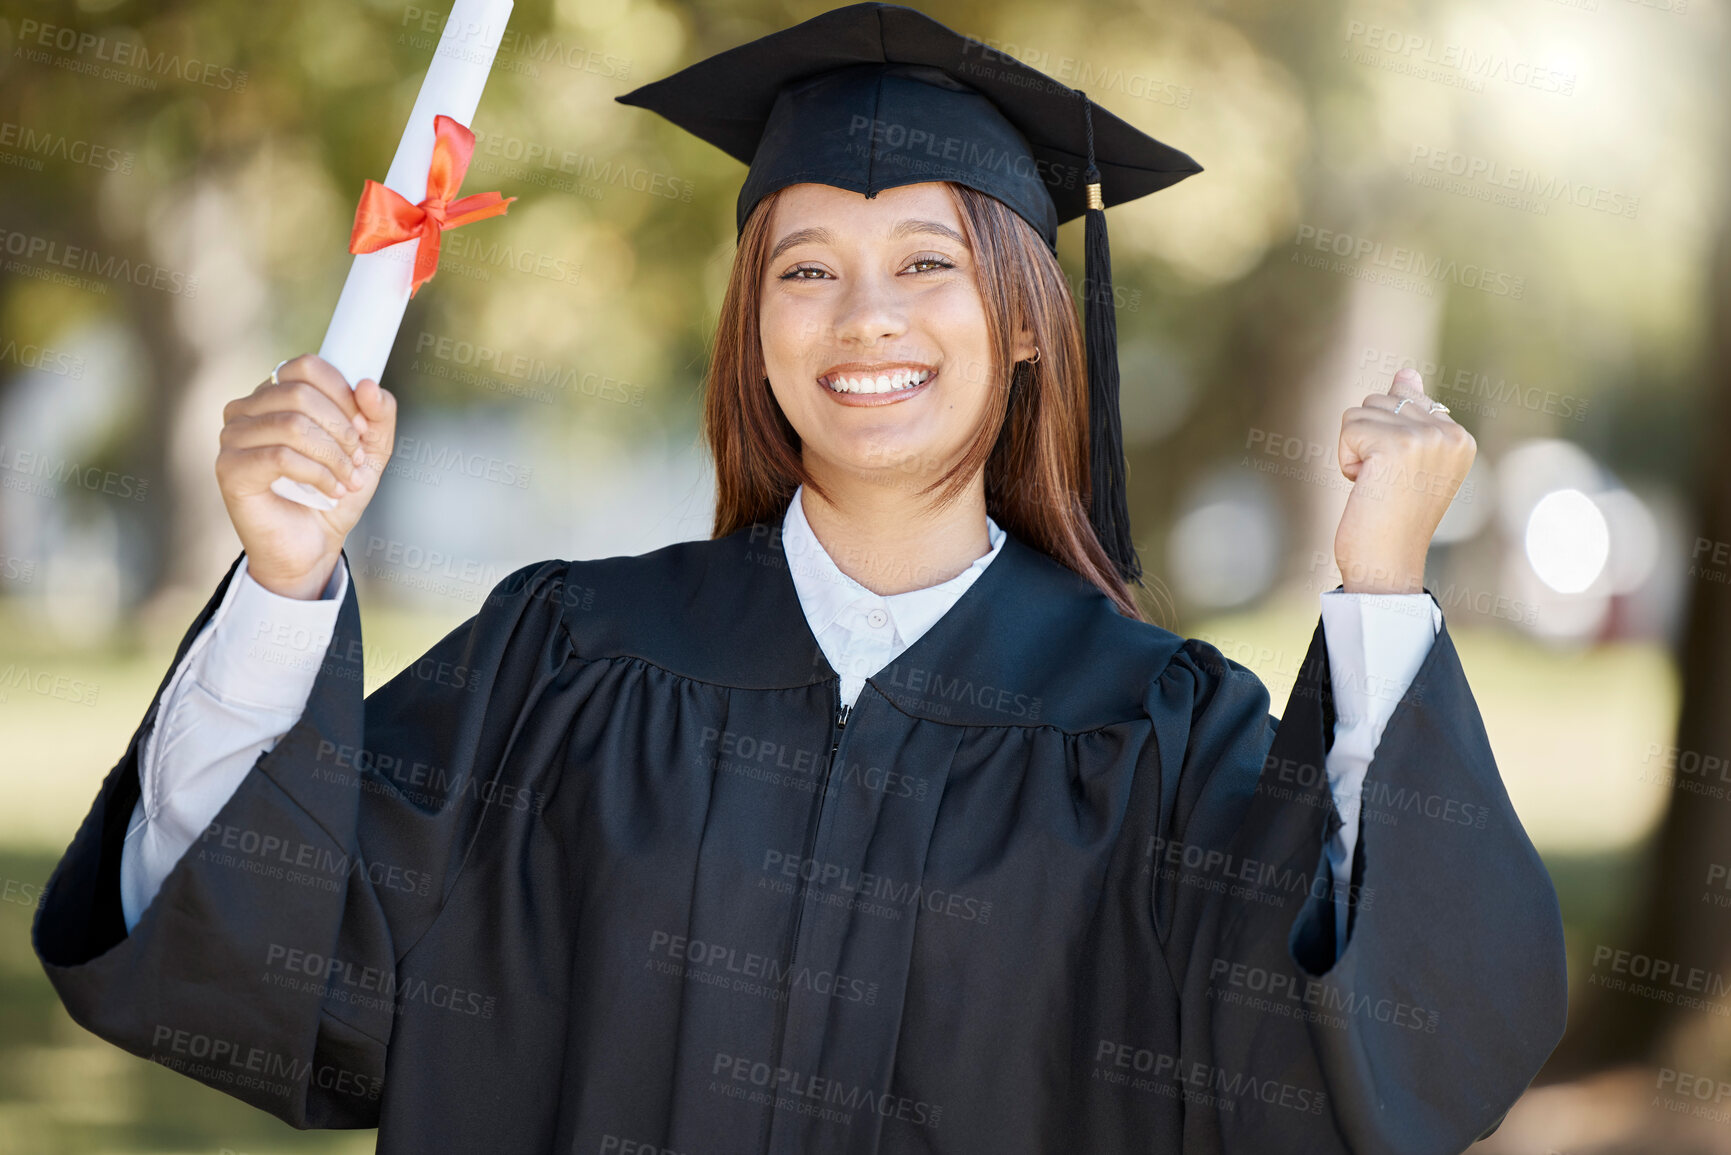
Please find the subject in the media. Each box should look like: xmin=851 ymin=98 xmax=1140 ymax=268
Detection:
xmin=758 ymin=181 xmax=1035 ymax=495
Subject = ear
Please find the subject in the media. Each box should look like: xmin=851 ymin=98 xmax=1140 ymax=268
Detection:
xmin=1011 ymin=323 xmax=1038 ymax=365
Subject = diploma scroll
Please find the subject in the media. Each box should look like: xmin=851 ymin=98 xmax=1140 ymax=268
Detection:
xmin=271 ymin=0 xmax=515 ymax=510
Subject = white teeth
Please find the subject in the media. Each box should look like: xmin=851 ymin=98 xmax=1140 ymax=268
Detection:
xmin=825 ymin=369 xmax=931 ymax=394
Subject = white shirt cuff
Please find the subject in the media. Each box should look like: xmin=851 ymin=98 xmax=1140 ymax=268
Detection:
xmin=1317 ymin=588 xmax=1441 ymax=958
xmin=203 ymin=555 xmax=347 ymax=709
xmin=120 ymin=555 xmax=347 ymax=931
xmin=1318 ymin=589 xmax=1442 ymax=726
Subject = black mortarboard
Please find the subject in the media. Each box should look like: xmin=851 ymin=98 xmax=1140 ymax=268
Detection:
xmin=616 ymin=1 xmax=1202 ymax=586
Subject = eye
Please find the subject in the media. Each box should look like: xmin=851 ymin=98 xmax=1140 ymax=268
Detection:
xmin=905 ymin=256 xmax=956 ymax=274
xmin=775 ymin=256 xmax=957 ymax=281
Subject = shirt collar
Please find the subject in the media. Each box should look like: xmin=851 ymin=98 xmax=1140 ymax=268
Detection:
xmin=782 ymin=483 xmax=1006 ymax=642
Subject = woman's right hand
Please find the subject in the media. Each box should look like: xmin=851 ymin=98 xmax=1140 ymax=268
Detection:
xmin=215 ymin=354 xmax=398 ymax=600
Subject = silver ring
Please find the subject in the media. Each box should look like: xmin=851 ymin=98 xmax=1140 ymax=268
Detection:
xmin=1429 ymin=401 xmax=1450 ymax=415
xmin=1393 ymin=396 xmax=1415 ymax=415
xmin=270 ymin=357 xmax=291 ymax=386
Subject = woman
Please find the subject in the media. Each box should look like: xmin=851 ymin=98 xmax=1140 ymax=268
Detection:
xmin=34 ymin=4 xmax=1567 ymax=1153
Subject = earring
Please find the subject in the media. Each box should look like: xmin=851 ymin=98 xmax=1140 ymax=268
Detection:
xmin=1027 ymin=348 xmax=1041 ymax=365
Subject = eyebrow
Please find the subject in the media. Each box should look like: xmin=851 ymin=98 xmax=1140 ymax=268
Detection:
xmin=768 ymin=218 xmax=969 ymax=263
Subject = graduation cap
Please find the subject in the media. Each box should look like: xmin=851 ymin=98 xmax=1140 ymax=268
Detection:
xmin=616 ymin=2 xmax=1202 ymax=586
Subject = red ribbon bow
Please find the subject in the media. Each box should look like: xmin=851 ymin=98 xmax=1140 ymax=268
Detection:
xmin=347 ymin=113 xmax=516 ymax=297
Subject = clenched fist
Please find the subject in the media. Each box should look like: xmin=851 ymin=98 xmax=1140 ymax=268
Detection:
xmin=214 ymin=355 xmax=398 ymax=600
xmin=1334 ymin=367 xmax=1475 ymax=595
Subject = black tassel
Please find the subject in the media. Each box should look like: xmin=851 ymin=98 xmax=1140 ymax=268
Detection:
xmin=1079 ymin=93 xmax=1141 ymax=586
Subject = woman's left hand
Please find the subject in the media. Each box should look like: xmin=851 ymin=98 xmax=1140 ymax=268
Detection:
xmin=1333 ymin=368 xmax=1476 ymax=594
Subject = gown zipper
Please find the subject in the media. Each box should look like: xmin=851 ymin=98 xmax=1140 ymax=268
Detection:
xmin=787 ymin=694 xmax=850 ymax=942
xmin=830 ymin=701 xmax=852 ymax=774
xmin=760 ymin=688 xmax=852 ymax=1151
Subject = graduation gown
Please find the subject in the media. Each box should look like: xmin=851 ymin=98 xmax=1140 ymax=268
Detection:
xmin=33 ymin=519 xmax=1568 ymax=1154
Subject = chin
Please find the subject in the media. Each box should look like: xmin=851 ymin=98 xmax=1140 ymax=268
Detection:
xmin=813 ymin=435 xmax=961 ymax=488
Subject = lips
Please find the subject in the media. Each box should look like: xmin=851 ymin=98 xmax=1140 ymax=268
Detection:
xmin=818 ymin=366 xmax=935 ymax=395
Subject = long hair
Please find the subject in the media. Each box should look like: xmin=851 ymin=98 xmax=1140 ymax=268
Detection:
xmin=704 ymin=181 xmax=1145 ymax=622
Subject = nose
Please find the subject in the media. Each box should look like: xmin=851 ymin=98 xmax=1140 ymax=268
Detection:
xmin=830 ymin=267 xmax=908 ymax=348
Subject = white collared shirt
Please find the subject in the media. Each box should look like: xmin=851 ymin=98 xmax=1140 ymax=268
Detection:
xmin=121 ymin=486 xmax=1440 ymax=961
xmin=780 ymin=484 xmax=1006 ymax=712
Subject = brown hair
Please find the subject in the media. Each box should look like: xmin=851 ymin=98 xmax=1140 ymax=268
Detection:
xmin=704 ymin=181 xmax=1145 ymax=622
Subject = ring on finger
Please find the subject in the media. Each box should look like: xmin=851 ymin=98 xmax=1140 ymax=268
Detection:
xmin=270 ymin=357 xmax=291 ymax=387
xmin=1392 ymin=395 xmax=1452 ymax=417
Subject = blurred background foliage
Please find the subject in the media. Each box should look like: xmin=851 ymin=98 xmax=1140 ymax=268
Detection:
xmin=0 ymin=0 xmax=1726 ymax=1149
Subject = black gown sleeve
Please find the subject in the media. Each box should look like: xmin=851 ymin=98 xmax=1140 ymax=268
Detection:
xmin=31 ymin=546 xmax=577 ymax=1129
xmin=1144 ymin=597 xmax=1568 ymax=1154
